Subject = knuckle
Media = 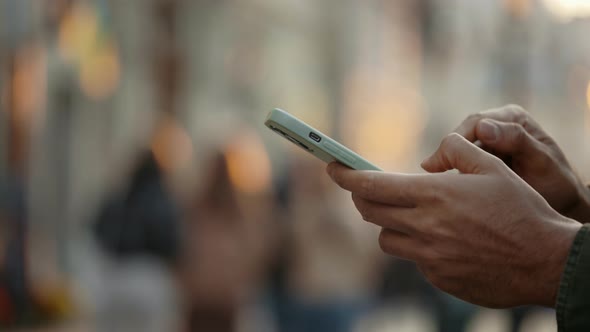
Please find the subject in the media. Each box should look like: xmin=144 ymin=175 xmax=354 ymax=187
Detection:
xmin=419 ymin=217 xmax=453 ymax=243
xmin=504 ymin=104 xmax=526 ymax=116
xmin=423 ymin=215 xmax=442 ymax=231
xmin=330 ymin=169 xmax=342 ymax=184
xmin=360 ymin=173 xmax=376 ymax=197
xmin=519 ymin=114 xmax=535 ymax=133
xmin=465 ymin=112 xmax=483 ymax=122
xmin=353 ymin=197 xmax=373 ymax=222
xmin=536 ymin=146 xmax=555 ymax=164
xmin=488 ymin=154 xmax=506 ymax=169
xmin=441 ymin=133 xmax=462 ymax=150
xmin=456 ymin=112 xmax=484 ymax=135
xmin=422 ymin=185 xmax=443 ymax=205
xmin=512 ymin=123 xmax=527 ymax=143
xmin=429 ymin=222 xmax=452 ymax=240
xmin=505 ymin=123 xmax=534 ymax=152
xmin=505 ymin=104 xmax=531 ymax=125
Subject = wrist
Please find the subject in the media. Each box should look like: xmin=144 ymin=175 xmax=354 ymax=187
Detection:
xmin=534 ymin=218 xmax=581 ymax=307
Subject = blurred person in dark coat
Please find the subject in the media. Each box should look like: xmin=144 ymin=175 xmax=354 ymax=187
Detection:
xmin=94 ymin=151 xmax=181 ymax=265
xmin=92 ymin=151 xmax=182 ymax=332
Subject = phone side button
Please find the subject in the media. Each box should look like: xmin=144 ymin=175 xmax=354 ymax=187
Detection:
xmin=323 ymin=141 xmax=356 ymax=166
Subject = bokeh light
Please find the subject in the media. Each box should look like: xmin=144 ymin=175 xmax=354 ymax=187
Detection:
xmin=11 ymin=45 xmax=46 ymax=125
xmin=504 ymin=0 xmax=532 ymax=18
xmin=151 ymin=116 xmax=194 ymax=173
xmin=543 ymin=0 xmax=590 ymax=21
xmin=58 ymin=2 xmax=99 ymax=63
xmin=342 ymin=69 xmax=426 ymax=171
xmin=58 ymin=1 xmax=120 ymax=100
xmin=79 ymin=43 xmax=120 ymax=100
xmin=225 ymin=130 xmax=272 ymax=195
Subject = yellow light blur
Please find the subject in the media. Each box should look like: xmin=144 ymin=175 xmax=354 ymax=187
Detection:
xmin=58 ymin=2 xmax=98 ymax=62
xmin=79 ymin=44 xmax=121 ymax=100
xmin=278 ymin=84 xmax=333 ymax=135
xmin=225 ymin=130 xmax=272 ymax=194
xmin=342 ymin=69 xmax=426 ymax=171
xmin=33 ymin=281 xmax=75 ymax=320
xmin=58 ymin=2 xmax=121 ymax=100
xmin=151 ymin=117 xmax=194 ymax=173
xmin=543 ymin=0 xmax=590 ymax=21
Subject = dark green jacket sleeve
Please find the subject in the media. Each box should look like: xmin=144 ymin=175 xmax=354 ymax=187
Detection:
xmin=557 ymin=224 xmax=590 ymax=332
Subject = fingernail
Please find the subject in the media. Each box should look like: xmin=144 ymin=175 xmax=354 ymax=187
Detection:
xmin=478 ymin=120 xmax=499 ymax=142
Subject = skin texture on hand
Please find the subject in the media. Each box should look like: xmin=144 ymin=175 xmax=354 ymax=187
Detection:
xmin=327 ymin=134 xmax=581 ymax=308
xmin=447 ymin=104 xmax=590 ymax=223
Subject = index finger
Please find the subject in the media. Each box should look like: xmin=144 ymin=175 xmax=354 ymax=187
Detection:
xmin=327 ymin=163 xmax=431 ymax=207
xmin=455 ymin=105 xmax=524 ymax=142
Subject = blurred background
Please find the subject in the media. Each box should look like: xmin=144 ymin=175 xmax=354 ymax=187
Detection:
xmin=1 ymin=0 xmax=590 ymax=331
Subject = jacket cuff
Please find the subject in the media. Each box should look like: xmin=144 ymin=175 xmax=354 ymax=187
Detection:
xmin=556 ymin=224 xmax=590 ymax=332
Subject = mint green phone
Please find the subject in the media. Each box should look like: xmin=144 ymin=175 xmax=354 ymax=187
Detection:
xmin=264 ymin=109 xmax=382 ymax=171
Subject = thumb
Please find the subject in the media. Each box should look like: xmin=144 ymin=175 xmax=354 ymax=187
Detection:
xmin=475 ymin=119 xmax=541 ymax=157
xmin=421 ymin=133 xmax=500 ymax=174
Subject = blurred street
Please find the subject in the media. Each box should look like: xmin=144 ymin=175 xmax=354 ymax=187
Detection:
xmin=2 ymin=0 xmax=590 ymax=331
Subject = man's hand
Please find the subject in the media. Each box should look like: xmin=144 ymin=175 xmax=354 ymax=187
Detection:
xmin=428 ymin=104 xmax=590 ymax=223
xmin=327 ymin=134 xmax=581 ymax=308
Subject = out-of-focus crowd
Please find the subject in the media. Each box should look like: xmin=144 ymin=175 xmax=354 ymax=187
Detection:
xmin=0 ymin=141 xmax=556 ymax=332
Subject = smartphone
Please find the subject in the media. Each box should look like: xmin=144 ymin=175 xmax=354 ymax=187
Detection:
xmin=264 ymin=108 xmax=382 ymax=171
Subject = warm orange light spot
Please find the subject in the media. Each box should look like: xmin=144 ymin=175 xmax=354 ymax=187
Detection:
xmin=79 ymin=44 xmax=121 ymax=100
xmin=12 ymin=63 xmax=35 ymax=113
xmin=11 ymin=45 xmax=47 ymax=125
xmin=504 ymin=0 xmax=532 ymax=18
xmin=151 ymin=117 xmax=194 ymax=173
xmin=225 ymin=131 xmax=272 ymax=194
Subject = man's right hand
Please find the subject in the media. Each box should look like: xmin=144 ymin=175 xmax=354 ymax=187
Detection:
xmin=425 ymin=104 xmax=590 ymax=223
